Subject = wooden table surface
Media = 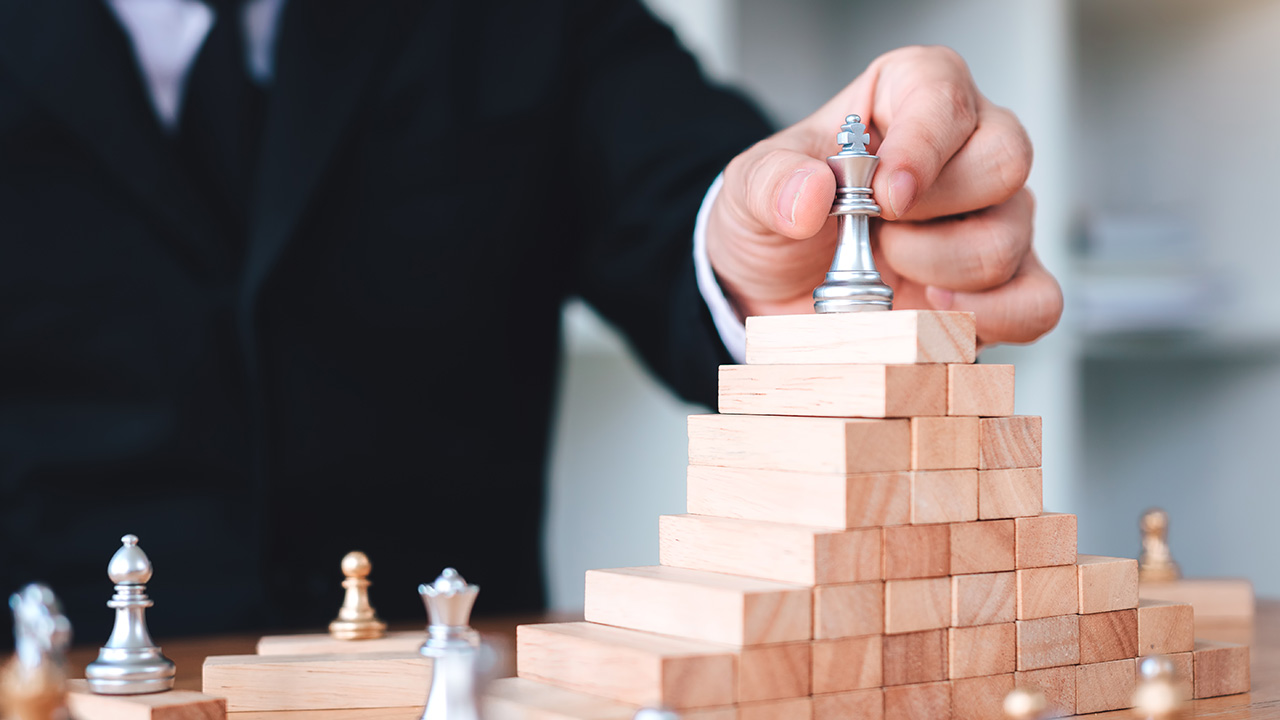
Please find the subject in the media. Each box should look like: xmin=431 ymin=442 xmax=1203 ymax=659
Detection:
xmin=64 ymin=603 xmax=1280 ymax=719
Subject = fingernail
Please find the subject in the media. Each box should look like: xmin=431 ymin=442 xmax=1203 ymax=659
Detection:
xmin=927 ymin=286 xmax=955 ymax=310
xmin=887 ymin=170 xmax=917 ymax=218
xmin=777 ymin=169 xmax=814 ymax=226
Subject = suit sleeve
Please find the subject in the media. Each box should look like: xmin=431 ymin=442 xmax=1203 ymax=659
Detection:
xmin=561 ymin=0 xmax=773 ymax=408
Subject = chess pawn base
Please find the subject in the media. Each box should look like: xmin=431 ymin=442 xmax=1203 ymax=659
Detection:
xmin=328 ymin=618 xmax=388 ymax=641
xmin=84 ymin=646 xmax=175 ymax=695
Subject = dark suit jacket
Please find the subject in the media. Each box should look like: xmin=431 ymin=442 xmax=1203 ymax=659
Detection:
xmin=0 ymin=0 xmax=772 ymax=639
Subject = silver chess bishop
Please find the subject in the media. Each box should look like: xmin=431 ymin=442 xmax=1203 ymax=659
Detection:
xmin=84 ymin=535 xmax=176 ymax=694
xmin=418 ymin=568 xmax=482 ymax=720
xmin=1 ymin=584 xmax=72 ymax=720
xmin=812 ymin=114 xmax=894 ymax=312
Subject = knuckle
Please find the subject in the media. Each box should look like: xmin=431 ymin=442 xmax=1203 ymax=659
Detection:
xmin=988 ymin=119 xmax=1034 ymax=197
xmin=972 ymin=220 xmax=1024 ymax=287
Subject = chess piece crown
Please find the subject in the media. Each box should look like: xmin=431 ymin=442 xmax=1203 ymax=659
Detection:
xmin=812 ymin=113 xmax=895 ymax=313
xmin=419 ymin=568 xmax=483 ymax=720
xmin=1 ymin=584 xmax=71 ymax=720
xmin=329 ymin=551 xmax=388 ymax=640
xmin=84 ymin=535 xmax=176 ymax=695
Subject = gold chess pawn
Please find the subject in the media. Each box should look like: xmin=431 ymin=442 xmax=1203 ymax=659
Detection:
xmin=1003 ymin=686 xmax=1047 ymax=720
xmin=328 ymin=551 xmax=387 ymax=640
xmin=1139 ymin=508 xmax=1181 ymax=583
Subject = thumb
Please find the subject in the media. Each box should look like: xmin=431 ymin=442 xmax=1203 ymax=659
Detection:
xmin=722 ymin=145 xmax=835 ymax=240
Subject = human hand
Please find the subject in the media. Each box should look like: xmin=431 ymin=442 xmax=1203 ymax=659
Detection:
xmin=706 ymin=45 xmax=1062 ymax=346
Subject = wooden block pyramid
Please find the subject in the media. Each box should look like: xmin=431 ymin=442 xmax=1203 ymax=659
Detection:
xmin=486 ymin=311 xmax=1250 ymax=720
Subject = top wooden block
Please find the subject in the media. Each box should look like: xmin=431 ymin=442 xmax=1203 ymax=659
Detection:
xmin=745 ymin=311 xmax=977 ymax=365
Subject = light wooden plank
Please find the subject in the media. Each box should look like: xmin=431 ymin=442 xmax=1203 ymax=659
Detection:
xmin=200 ymin=652 xmax=429 ymax=712
xmin=583 ymin=566 xmax=811 ymax=647
xmin=813 ymin=581 xmax=883 ymax=640
xmin=909 ymin=469 xmax=978 ymax=524
xmin=256 ymin=631 xmax=423 ymax=656
xmin=1016 ymin=566 xmax=1079 ymax=620
xmin=1077 ymin=555 xmax=1140 ymax=614
xmin=1162 ymin=651 xmax=1195 ymax=702
xmin=1193 ymin=639 xmax=1251 ymax=698
xmin=717 ymin=364 xmax=946 ymax=418
xmin=910 ymin=417 xmax=979 ymax=470
xmin=738 ymin=642 xmax=811 ymax=703
xmin=1136 ymin=598 xmax=1195 ymax=656
xmin=687 ymin=414 xmax=910 ymax=474
xmin=483 ymin=677 xmax=635 ymax=720
xmin=737 ymin=696 xmax=811 ymax=720
xmin=1015 ymin=615 xmax=1080 ymax=671
xmin=950 ymin=519 xmax=1015 ymax=575
xmin=885 ymin=577 xmax=951 ymax=635
xmin=949 ymin=623 xmax=1015 ymax=679
xmin=951 ymin=571 xmax=1016 ymax=627
xmin=947 ymin=363 xmax=1016 ymax=416
xmin=882 ymin=681 xmax=950 ymax=720
xmin=1075 ymin=659 xmax=1137 ymax=714
xmin=811 ymin=688 xmax=882 ymax=720
xmin=65 ymin=680 xmax=225 ymax=720
xmin=744 ymin=311 xmax=976 ymax=365
xmin=1079 ymin=608 xmax=1138 ymax=664
xmin=882 ymin=525 xmax=949 ymax=580
xmin=1014 ymin=666 xmax=1076 ymax=718
xmin=977 ymin=468 xmax=1043 ymax=520
xmin=950 ymin=673 xmax=1012 ymax=720
xmin=811 ymin=635 xmax=882 ymax=694
xmin=1014 ymin=513 xmax=1077 ymax=569
xmin=1139 ymin=578 xmax=1255 ymax=622
xmin=882 ymin=629 xmax=948 ymax=686
xmin=685 ymin=465 xmax=910 ymax=530
xmin=978 ymin=416 xmax=1042 ymax=470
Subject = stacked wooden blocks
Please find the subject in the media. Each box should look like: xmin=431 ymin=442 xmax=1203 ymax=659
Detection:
xmin=491 ymin=311 xmax=1249 ymax=720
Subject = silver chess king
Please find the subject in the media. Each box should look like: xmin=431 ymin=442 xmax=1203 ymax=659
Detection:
xmin=84 ymin=535 xmax=175 ymax=694
xmin=812 ymin=114 xmax=894 ymax=312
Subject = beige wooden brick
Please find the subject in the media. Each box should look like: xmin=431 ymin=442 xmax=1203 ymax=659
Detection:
xmin=718 ymin=363 xmax=946 ymax=418
xmin=687 ymin=414 xmax=910 ymax=474
xmin=813 ymin=581 xmax=883 ymax=639
xmin=686 ymin=465 xmax=910 ymax=529
xmin=744 ymin=310 xmax=976 ymax=365
xmin=950 ymin=673 xmax=1012 ymax=720
xmin=1076 ymin=659 xmax=1137 ymax=714
xmin=1016 ymin=565 xmax=1078 ymax=619
xmin=1016 ymin=614 xmax=1080 ymax=671
xmin=910 ymin=416 xmax=979 ymax=470
xmin=909 ymin=469 xmax=978 ymax=524
xmin=883 ymin=524 xmax=949 ymax=580
xmin=1014 ymin=513 xmax=1077 ymax=568
xmin=812 ymin=635 xmax=882 ymax=694
xmin=947 ymin=363 xmax=1015 ymax=416
xmin=1077 ymin=555 xmax=1139 ymax=614
xmin=882 ymin=681 xmax=950 ymax=720
xmin=484 ymin=677 xmax=639 ymax=720
xmin=950 ymin=519 xmax=1014 ymax=575
xmin=978 ymin=468 xmax=1043 ymax=520
xmin=978 ymin=416 xmax=1041 ymax=470
xmin=1193 ymin=639 xmax=1250 ymax=698
xmin=1158 ymin=651 xmax=1195 ymax=701
xmin=738 ymin=697 xmax=813 ymax=720
xmin=951 ymin=571 xmax=1015 ymax=627
xmin=1079 ymin=608 xmax=1138 ymax=664
xmin=65 ymin=681 xmax=224 ymax=720
xmin=199 ymin=652 xmax=429 ymax=712
xmin=882 ymin=629 xmax=948 ymax=686
xmin=812 ymin=688 xmax=882 ymax=720
xmin=1014 ymin=666 xmax=1075 ymax=718
xmin=949 ymin=623 xmax=1015 ymax=679
xmin=1136 ymin=598 xmax=1195 ymax=656
xmin=739 ymin=642 xmax=811 ymax=703
xmin=885 ymin=577 xmax=950 ymax=635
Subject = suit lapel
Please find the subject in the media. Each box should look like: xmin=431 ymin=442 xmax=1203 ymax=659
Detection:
xmin=0 ymin=0 xmax=228 ymax=273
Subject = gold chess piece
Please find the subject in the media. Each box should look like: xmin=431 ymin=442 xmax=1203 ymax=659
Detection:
xmin=1132 ymin=656 xmax=1186 ymax=719
xmin=1139 ymin=508 xmax=1181 ymax=583
xmin=1003 ymin=686 xmax=1047 ymax=720
xmin=328 ymin=551 xmax=387 ymax=640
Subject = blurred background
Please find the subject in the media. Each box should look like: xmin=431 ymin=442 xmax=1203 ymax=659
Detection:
xmin=544 ymin=0 xmax=1280 ymax=610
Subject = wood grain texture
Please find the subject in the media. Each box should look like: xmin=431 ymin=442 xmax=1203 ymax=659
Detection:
xmin=515 ymin=623 xmax=735 ymax=710
xmin=737 ymin=696 xmax=812 ymax=720
xmin=744 ymin=310 xmax=976 ymax=365
xmin=687 ymin=414 xmax=910 ymax=474
xmin=256 ymin=632 xmax=423 ymax=656
xmin=717 ymin=363 xmax=946 ymax=418
xmin=908 ymin=469 xmax=978 ymax=524
xmin=1136 ymin=599 xmax=1195 ymax=656
xmin=583 ymin=566 xmax=811 ymax=647
xmin=1016 ymin=565 xmax=1079 ymax=620
xmin=1193 ymin=640 xmax=1251 ymax=698
xmin=738 ymin=642 xmax=811 ymax=703
xmin=200 ymin=652 xmax=429 ymax=712
xmin=813 ymin=581 xmax=883 ymax=640
xmin=1076 ymin=659 xmax=1137 ymax=714
xmin=685 ymin=465 xmax=910 ymax=530
xmin=1016 ymin=615 xmax=1080 ymax=671
xmin=484 ymin=677 xmax=636 ymax=720
xmin=1014 ymin=666 xmax=1076 ymax=718
xmin=948 ymin=623 xmax=1015 ymax=678
xmin=950 ymin=519 xmax=1015 ymax=575
xmin=882 ymin=681 xmax=950 ymax=720
xmin=1139 ymin=578 xmax=1255 ymax=622
xmin=947 ymin=363 xmax=1015 ymax=416
xmin=950 ymin=673 xmax=1012 ymax=720
xmin=951 ymin=571 xmax=1016 ymax=627
xmin=977 ymin=468 xmax=1043 ymax=520
xmin=1164 ymin=651 xmax=1195 ymax=702
xmin=882 ymin=629 xmax=948 ymax=686
xmin=978 ymin=416 xmax=1042 ymax=470
xmin=1079 ymin=609 xmax=1138 ymax=664
xmin=811 ymin=635 xmax=882 ymax=694
xmin=65 ymin=680 xmax=225 ymax=720
xmin=884 ymin=577 xmax=951 ymax=635
xmin=658 ymin=514 xmax=880 ymax=586
xmin=1077 ymin=555 xmax=1140 ymax=614
xmin=882 ymin=525 xmax=949 ymax=580
xmin=1014 ymin=513 xmax=1077 ymax=568
xmin=909 ymin=417 xmax=979 ymax=470
xmin=811 ymin=688 xmax=882 ymax=720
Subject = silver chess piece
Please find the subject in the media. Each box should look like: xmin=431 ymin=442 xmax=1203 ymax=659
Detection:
xmin=813 ymin=114 xmax=894 ymax=312
xmin=634 ymin=709 xmax=681 ymax=720
xmin=84 ymin=535 xmax=176 ymax=695
xmin=419 ymin=568 xmax=482 ymax=720
xmin=1 ymin=584 xmax=72 ymax=720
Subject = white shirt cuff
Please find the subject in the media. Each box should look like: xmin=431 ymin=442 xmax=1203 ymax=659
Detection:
xmin=692 ymin=173 xmax=746 ymax=364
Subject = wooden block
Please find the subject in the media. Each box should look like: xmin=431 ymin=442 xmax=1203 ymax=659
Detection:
xmin=744 ymin=310 xmax=977 ymax=365
xmin=718 ymin=364 xmax=946 ymax=418
xmin=1079 ymin=608 xmax=1138 ymax=663
xmin=65 ymin=681 xmax=225 ymax=720
xmin=948 ymin=623 xmax=1015 ymax=678
xmin=1136 ymin=598 xmax=1195 ymax=656
xmin=739 ymin=642 xmax=811 ymax=703
xmin=882 ymin=681 xmax=950 ymax=720
xmin=1161 ymin=651 xmax=1195 ymax=701
xmin=909 ymin=469 xmax=978 ymax=524
xmin=1014 ymin=513 xmax=1076 ymax=568
xmin=884 ymin=578 xmax=950 ymax=634
xmin=811 ymin=688 xmax=882 ymax=720
xmin=686 ymin=465 xmax=910 ymax=529
xmin=659 ymin=514 xmax=879 ymax=586
xmin=200 ymin=652 xmax=429 ymax=712
xmin=484 ymin=677 xmax=637 ymax=720
xmin=882 ymin=629 xmax=948 ymax=686
xmin=950 ymin=520 xmax=1015 ymax=575
xmin=1016 ymin=566 xmax=1078 ymax=619
xmin=1193 ymin=639 xmax=1251 ymax=698
xmin=1077 ymin=555 xmax=1139 ymax=614
xmin=255 ymin=630 xmax=423 ymax=656
xmin=1139 ymin=578 xmax=1255 ymax=622
xmin=1014 ymin=666 xmax=1075 ymax=718
xmin=978 ymin=416 xmax=1041 ymax=470
xmin=882 ymin=525 xmax=949 ymax=580
xmin=950 ymin=673 xmax=1012 ymax=720
xmin=584 ymin=566 xmax=811 ymax=646
xmin=687 ymin=414 xmax=910 ymax=474
xmin=910 ymin=417 xmax=979 ymax=470
xmin=951 ymin=571 xmax=1015 ymax=626
xmin=738 ymin=697 xmax=812 ymax=720
xmin=947 ymin=363 xmax=1015 ymax=416
xmin=1016 ymin=615 xmax=1080 ymax=671
xmin=515 ymin=623 xmax=735 ymax=710
xmin=812 ymin=635 xmax=882 ymax=694
xmin=977 ymin=468 xmax=1043 ymax=520
xmin=813 ymin=581 xmax=883 ymax=639
xmin=1075 ymin=658 xmax=1137 ymax=714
